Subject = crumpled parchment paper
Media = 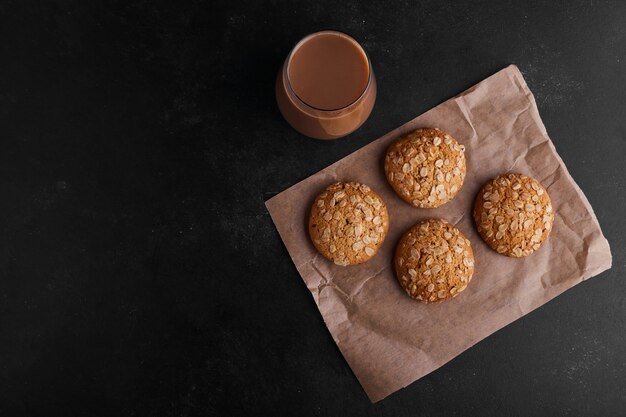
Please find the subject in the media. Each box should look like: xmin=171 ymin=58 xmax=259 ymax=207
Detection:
xmin=265 ymin=65 xmax=612 ymax=402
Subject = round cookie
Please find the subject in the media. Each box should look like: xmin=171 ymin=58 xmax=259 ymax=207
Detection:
xmin=473 ymin=173 xmax=554 ymax=257
xmin=309 ymin=181 xmax=389 ymax=266
xmin=394 ymin=219 xmax=474 ymax=303
xmin=384 ymin=127 xmax=467 ymax=208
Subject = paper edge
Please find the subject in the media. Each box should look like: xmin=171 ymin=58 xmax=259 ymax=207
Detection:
xmin=265 ymin=64 xmax=614 ymax=403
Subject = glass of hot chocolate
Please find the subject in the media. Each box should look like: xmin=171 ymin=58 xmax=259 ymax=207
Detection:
xmin=276 ymin=30 xmax=377 ymax=140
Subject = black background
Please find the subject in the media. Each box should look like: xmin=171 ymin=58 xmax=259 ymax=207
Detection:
xmin=1 ymin=1 xmax=625 ymax=416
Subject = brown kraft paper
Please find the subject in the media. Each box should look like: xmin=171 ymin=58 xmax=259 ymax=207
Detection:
xmin=265 ymin=65 xmax=612 ymax=402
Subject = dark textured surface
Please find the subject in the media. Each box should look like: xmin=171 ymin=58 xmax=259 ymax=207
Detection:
xmin=0 ymin=0 xmax=624 ymax=415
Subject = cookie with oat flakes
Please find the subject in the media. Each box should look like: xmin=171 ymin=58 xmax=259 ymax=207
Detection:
xmin=384 ymin=128 xmax=466 ymax=208
xmin=394 ymin=219 xmax=474 ymax=303
xmin=309 ymin=181 xmax=389 ymax=266
xmin=473 ymin=173 xmax=554 ymax=257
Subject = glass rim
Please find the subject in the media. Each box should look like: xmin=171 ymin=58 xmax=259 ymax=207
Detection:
xmin=284 ymin=30 xmax=373 ymax=112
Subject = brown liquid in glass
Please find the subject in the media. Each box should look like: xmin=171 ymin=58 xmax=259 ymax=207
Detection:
xmin=276 ymin=31 xmax=376 ymax=140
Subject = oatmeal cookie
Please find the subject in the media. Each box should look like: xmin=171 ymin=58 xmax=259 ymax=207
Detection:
xmin=384 ymin=128 xmax=466 ymax=208
xmin=473 ymin=173 xmax=554 ymax=257
xmin=394 ymin=219 xmax=474 ymax=303
xmin=309 ymin=181 xmax=389 ymax=266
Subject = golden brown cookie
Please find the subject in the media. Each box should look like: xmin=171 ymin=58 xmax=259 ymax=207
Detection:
xmin=394 ymin=219 xmax=474 ymax=303
xmin=384 ymin=127 xmax=467 ymax=208
xmin=473 ymin=173 xmax=554 ymax=257
xmin=309 ymin=181 xmax=389 ymax=266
